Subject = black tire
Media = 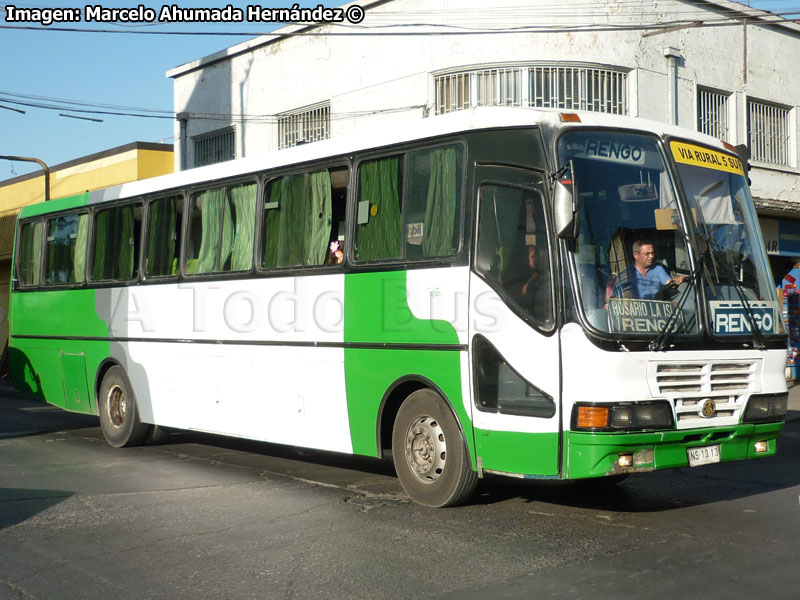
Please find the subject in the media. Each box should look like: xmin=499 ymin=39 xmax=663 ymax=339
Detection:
xmin=98 ymin=366 xmax=150 ymax=448
xmin=392 ymin=389 xmax=478 ymax=507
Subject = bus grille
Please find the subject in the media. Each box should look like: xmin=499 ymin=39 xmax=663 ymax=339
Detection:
xmin=649 ymin=360 xmax=759 ymax=429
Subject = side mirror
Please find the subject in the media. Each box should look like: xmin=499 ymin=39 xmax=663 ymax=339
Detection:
xmin=553 ymin=166 xmax=579 ymax=239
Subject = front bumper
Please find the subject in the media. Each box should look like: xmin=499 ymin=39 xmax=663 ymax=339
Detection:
xmin=564 ymin=421 xmax=784 ymax=479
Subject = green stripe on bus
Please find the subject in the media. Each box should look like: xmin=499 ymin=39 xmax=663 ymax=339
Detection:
xmin=18 ymin=192 xmax=90 ymax=218
xmin=343 ymin=270 xmax=469 ymax=457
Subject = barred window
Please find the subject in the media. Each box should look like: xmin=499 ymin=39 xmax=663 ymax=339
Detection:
xmin=435 ymin=64 xmax=628 ymax=116
xmin=697 ymin=88 xmax=730 ymax=141
xmin=529 ymin=66 xmax=627 ymax=114
xmin=194 ymin=127 xmax=235 ymax=168
xmin=278 ymin=102 xmax=330 ymax=150
xmin=435 ymin=72 xmax=471 ymax=114
xmin=748 ymin=99 xmax=790 ymax=166
xmin=475 ymin=68 xmax=523 ymax=108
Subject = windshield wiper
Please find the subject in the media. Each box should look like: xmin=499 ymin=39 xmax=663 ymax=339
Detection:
xmin=649 ymin=252 xmax=702 ymax=352
xmin=701 ymin=231 xmax=766 ymax=349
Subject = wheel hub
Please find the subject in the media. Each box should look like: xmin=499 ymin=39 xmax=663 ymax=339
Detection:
xmin=404 ymin=415 xmax=447 ymax=483
xmin=107 ymin=384 xmax=127 ymax=429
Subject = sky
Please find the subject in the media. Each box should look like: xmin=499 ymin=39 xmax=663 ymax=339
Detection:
xmin=1 ymin=0 xmax=798 ymax=181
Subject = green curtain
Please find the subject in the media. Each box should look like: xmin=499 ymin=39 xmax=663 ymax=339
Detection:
xmin=357 ymin=158 xmax=402 ymax=260
xmin=72 ymin=214 xmax=88 ymax=282
xmin=146 ymin=197 xmax=177 ymax=277
xmin=91 ymin=207 xmax=134 ymax=280
xmin=192 ymin=187 xmax=230 ymax=274
xmin=45 ymin=221 xmax=58 ymax=283
xmin=305 ymin=170 xmax=332 ymax=266
xmin=262 ymin=182 xmax=282 ymax=269
xmin=118 ymin=206 xmax=134 ymax=279
xmin=276 ymin=175 xmax=307 ymax=267
xmin=422 ymin=147 xmax=457 ymax=257
xmin=20 ymin=222 xmax=42 ymax=285
xmin=230 ymin=183 xmax=257 ymax=271
xmin=91 ymin=210 xmax=110 ymax=280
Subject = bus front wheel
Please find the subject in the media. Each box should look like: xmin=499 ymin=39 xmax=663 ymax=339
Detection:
xmin=98 ymin=366 xmax=150 ymax=448
xmin=391 ymin=389 xmax=478 ymax=507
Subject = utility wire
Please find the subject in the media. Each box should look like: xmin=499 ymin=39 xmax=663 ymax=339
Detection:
xmin=0 ymin=93 xmax=425 ymax=122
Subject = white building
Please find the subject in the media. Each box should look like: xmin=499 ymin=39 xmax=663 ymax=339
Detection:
xmin=167 ymin=0 xmax=800 ymax=277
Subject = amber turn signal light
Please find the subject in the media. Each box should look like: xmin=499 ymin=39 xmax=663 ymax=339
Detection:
xmin=576 ymin=406 xmax=609 ymax=429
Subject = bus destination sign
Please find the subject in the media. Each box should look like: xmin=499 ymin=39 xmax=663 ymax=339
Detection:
xmin=709 ymin=300 xmax=780 ymax=335
xmin=607 ymin=298 xmax=681 ymax=334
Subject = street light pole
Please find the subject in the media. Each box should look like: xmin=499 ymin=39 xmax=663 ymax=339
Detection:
xmin=0 ymin=155 xmax=50 ymax=202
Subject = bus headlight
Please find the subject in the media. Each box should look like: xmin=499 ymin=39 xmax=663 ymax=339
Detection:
xmin=573 ymin=401 xmax=674 ymax=432
xmin=742 ymin=393 xmax=788 ymax=423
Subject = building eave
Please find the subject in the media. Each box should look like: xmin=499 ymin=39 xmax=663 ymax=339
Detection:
xmin=754 ymin=197 xmax=800 ymax=218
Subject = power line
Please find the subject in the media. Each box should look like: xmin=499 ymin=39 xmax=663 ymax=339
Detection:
xmin=0 ymin=92 xmax=425 ymax=123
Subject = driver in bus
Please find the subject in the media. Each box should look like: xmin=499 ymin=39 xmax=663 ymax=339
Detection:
xmin=607 ymin=239 xmax=685 ymax=301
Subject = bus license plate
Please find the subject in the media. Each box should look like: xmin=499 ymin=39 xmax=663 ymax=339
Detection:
xmin=687 ymin=444 xmax=721 ymax=467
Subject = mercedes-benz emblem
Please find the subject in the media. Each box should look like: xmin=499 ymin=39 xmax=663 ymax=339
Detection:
xmin=701 ymin=399 xmax=716 ymax=418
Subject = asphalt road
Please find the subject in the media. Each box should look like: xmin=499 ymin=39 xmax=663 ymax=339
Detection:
xmin=1 ymin=383 xmax=799 ymax=600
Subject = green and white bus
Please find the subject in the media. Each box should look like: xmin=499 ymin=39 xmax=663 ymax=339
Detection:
xmin=9 ymin=107 xmax=789 ymax=506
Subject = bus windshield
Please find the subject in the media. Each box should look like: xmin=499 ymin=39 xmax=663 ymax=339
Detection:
xmin=558 ymin=130 xmax=784 ymax=341
xmin=670 ymin=140 xmax=784 ymax=338
xmin=558 ymin=130 xmax=699 ymax=338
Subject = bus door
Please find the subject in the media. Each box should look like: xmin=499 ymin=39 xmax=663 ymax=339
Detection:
xmin=469 ymin=166 xmax=561 ymax=477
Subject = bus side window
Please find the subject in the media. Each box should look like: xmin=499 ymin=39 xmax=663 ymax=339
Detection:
xmin=91 ymin=203 xmax=141 ymax=282
xmin=262 ymin=166 xmax=346 ymax=269
xmin=355 ymin=155 xmax=403 ymax=261
xmin=44 ymin=213 xmax=88 ymax=285
xmin=17 ymin=220 xmax=43 ymax=286
xmin=355 ymin=144 xmax=463 ymax=262
xmin=185 ymin=181 xmax=257 ymax=275
xmin=145 ymin=195 xmax=183 ymax=278
xmin=405 ymin=145 xmax=463 ymax=260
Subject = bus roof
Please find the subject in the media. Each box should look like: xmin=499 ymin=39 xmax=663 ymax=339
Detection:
xmin=19 ymin=106 xmax=730 ymax=218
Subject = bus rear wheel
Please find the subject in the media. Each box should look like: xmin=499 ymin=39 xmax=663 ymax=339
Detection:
xmin=98 ymin=366 xmax=150 ymax=448
xmin=391 ymin=389 xmax=478 ymax=507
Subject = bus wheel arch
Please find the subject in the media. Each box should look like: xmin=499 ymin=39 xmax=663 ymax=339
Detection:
xmin=377 ymin=377 xmax=429 ymax=457
xmin=97 ymin=364 xmax=149 ymax=448
xmin=389 ymin=385 xmax=478 ymax=507
xmin=94 ymin=358 xmax=120 ymax=414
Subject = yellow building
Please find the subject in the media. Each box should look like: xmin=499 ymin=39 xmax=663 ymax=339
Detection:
xmin=0 ymin=142 xmax=173 ymax=352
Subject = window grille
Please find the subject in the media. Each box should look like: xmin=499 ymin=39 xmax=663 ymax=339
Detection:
xmin=474 ymin=68 xmax=523 ymax=107
xmin=434 ymin=64 xmax=627 ymax=116
xmin=697 ymin=88 xmax=730 ymax=141
xmin=278 ymin=102 xmax=330 ymax=150
xmin=193 ymin=128 xmax=235 ymax=167
xmin=435 ymin=72 xmax=471 ymax=115
xmin=529 ymin=66 xmax=627 ymax=114
xmin=748 ymin=100 xmax=790 ymax=166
